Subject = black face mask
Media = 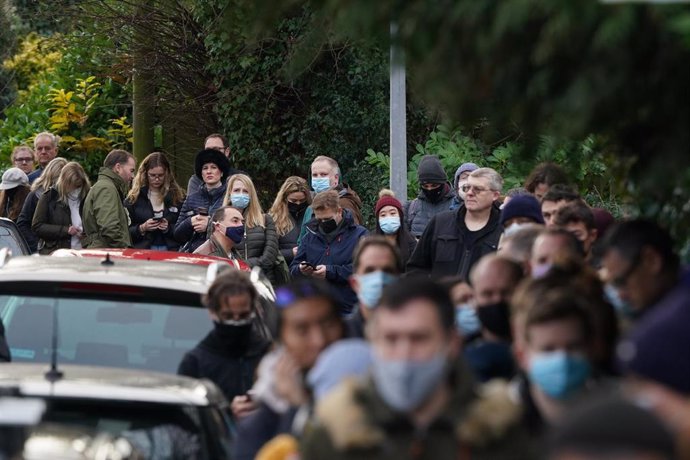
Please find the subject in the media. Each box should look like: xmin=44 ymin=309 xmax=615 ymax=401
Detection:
xmin=476 ymin=301 xmax=512 ymax=341
xmin=288 ymin=201 xmax=307 ymax=215
xmin=319 ymin=218 xmax=338 ymax=234
xmin=422 ymin=185 xmax=444 ymax=202
xmin=213 ymin=321 xmax=253 ymax=354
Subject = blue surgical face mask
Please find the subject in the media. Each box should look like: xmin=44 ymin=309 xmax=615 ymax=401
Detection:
xmin=371 ymin=350 xmax=447 ymax=412
xmin=378 ymin=216 xmax=401 ymax=235
xmin=604 ymin=283 xmax=636 ymax=319
xmin=231 ymin=193 xmax=250 ymax=210
xmin=528 ymin=350 xmax=591 ymax=400
xmin=356 ymin=271 xmax=398 ymax=308
xmin=224 ymin=224 xmax=244 ymax=244
xmin=311 ymin=177 xmax=331 ymax=193
xmin=456 ymin=304 xmax=481 ymax=337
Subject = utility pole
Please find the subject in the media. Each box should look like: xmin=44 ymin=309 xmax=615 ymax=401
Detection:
xmin=389 ymin=21 xmax=407 ymax=201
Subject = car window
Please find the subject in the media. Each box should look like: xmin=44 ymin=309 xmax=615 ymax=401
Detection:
xmin=0 ymin=295 xmax=213 ymax=373
xmin=0 ymin=226 xmax=25 ymax=256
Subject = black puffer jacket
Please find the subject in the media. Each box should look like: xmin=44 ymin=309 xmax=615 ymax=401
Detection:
xmin=125 ymin=186 xmax=183 ymax=250
xmin=403 ymin=184 xmax=457 ymax=238
xmin=32 ymin=187 xmax=84 ymax=254
xmin=277 ymin=211 xmax=305 ymax=265
xmin=173 ymin=185 xmax=225 ymax=252
xmin=406 ymin=203 xmax=502 ymax=280
xmin=178 ymin=328 xmax=271 ymax=402
xmin=16 ymin=188 xmax=43 ymax=253
xmin=236 ymin=213 xmax=280 ymax=283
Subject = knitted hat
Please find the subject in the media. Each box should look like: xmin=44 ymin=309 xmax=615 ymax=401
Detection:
xmin=453 ymin=162 xmax=479 ymax=190
xmin=499 ymin=194 xmax=545 ymax=227
xmin=194 ymin=149 xmax=231 ymax=180
xmin=0 ymin=167 xmax=29 ymax=190
xmin=307 ymin=339 xmax=372 ymax=402
xmin=417 ymin=155 xmax=447 ymax=184
xmin=375 ymin=189 xmax=403 ymax=217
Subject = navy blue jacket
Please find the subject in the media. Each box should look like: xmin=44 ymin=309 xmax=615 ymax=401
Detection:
xmin=289 ymin=209 xmax=367 ymax=315
xmin=173 ymin=185 xmax=225 ymax=252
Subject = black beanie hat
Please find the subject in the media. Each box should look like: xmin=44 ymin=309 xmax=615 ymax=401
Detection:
xmin=195 ymin=149 xmax=232 ymax=180
xmin=417 ymin=155 xmax=447 ymax=184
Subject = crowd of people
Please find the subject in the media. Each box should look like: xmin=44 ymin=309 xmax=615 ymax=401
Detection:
xmin=2 ymin=131 xmax=689 ymax=459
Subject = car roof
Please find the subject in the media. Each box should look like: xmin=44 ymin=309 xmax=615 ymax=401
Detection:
xmin=0 ymin=255 xmax=219 ymax=294
xmin=52 ymin=248 xmax=251 ymax=271
xmin=0 ymin=363 xmax=227 ymax=406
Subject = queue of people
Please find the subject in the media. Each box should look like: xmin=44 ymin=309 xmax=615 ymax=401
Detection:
xmin=2 ymin=131 xmax=689 ymax=459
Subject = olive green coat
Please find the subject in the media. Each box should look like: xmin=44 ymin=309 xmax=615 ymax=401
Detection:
xmin=82 ymin=167 xmax=131 ymax=249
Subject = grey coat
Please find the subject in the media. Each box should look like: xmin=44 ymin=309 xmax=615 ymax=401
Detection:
xmin=403 ymin=184 xmax=456 ymax=238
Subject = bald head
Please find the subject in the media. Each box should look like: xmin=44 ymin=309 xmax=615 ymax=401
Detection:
xmin=470 ymin=254 xmax=524 ymax=307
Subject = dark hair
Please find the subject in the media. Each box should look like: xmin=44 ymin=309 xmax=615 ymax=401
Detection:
xmin=202 ymin=270 xmax=257 ymax=312
xmin=312 ymin=190 xmax=339 ymax=211
xmin=539 ymin=228 xmax=586 ymax=259
xmin=602 ymin=219 xmax=679 ymax=274
xmin=103 ymin=149 xmax=134 ymax=169
xmin=553 ymin=201 xmax=595 ymax=230
xmin=211 ymin=205 xmax=242 ymax=224
xmin=352 ymin=236 xmax=404 ymax=274
xmin=274 ymin=278 xmax=342 ymax=336
xmin=205 ymin=133 xmax=229 ymax=149
xmin=377 ymin=277 xmax=455 ymax=333
xmin=524 ymin=287 xmax=593 ymax=342
xmin=541 ymin=183 xmax=580 ymax=204
xmin=524 ymin=162 xmax=569 ymax=193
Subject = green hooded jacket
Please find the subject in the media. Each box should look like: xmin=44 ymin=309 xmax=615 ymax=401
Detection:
xmin=83 ymin=167 xmax=131 ymax=249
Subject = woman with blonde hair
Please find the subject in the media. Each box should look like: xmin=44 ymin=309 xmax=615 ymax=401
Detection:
xmin=17 ymin=157 xmax=68 ymax=252
xmin=269 ymin=176 xmax=311 ymax=266
xmin=223 ymin=173 xmax=279 ymax=282
xmin=32 ymin=161 xmax=90 ymax=254
xmin=125 ymin=152 xmax=185 ymax=251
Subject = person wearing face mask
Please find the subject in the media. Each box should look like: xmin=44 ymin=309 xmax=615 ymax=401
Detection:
xmin=403 ymin=155 xmax=456 ymax=238
xmin=450 ymin=162 xmax=479 ymax=210
xmin=512 ymin=286 xmax=601 ymax=438
xmin=32 ymin=162 xmax=90 ymax=254
xmin=290 ymin=190 xmax=368 ymax=316
xmin=178 ymin=269 xmax=271 ymax=408
xmin=194 ymin=206 xmax=245 ymax=259
xmin=499 ymin=194 xmax=545 ymax=237
xmin=346 ymin=236 xmax=403 ymax=338
xmin=440 ymin=276 xmax=480 ymax=342
xmin=269 ymin=176 xmax=312 ymax=266
xmin=373 ymin=189 xmax=416 ymax=265
xmin=463 ymin=254 xmax=523 ymax=382
xmin=300 ymin=277 xmax=532 ymax=460
xmin=223 ymin=173 xmax=280 ymax=283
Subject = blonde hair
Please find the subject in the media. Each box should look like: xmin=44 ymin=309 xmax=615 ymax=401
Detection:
xmin=31 ymin=157 xmax=68 ymax=192
xmin=11 ymin=145 xmax=33 ymax=162
xmin=269 ymin=176 xmax=312 ymax=236
xmin=127 ymin=152 xmax=185 ymax=204
xmin=56 ymin=162 xmax=90 ymax=203
xmin=223 ymin=173 xmax=265 ymax=228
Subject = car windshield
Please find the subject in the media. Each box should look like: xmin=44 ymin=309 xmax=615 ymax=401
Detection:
xmin=0 ymin=295 xmax=213 ymax=373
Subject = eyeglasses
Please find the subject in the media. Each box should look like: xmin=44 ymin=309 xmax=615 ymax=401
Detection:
xmin=147 ymin=173 xmax=165 ymax=180
xmin=609 ymin=252 xmax=641 ymax=289
xmin=14 ymin=157 xmax=33 ymax=164
xmin=461 ymin=184 xmax=491 ymax=194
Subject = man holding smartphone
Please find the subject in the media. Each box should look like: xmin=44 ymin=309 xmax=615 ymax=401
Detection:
xmin=289 ymin=190 xmax=367 ymax=316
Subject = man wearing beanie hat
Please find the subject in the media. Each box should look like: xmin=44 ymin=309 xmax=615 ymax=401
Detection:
xmin=408 ymin=167 xmax=503 ymax=279
xmin=0 ymin=167 xmax=30 ymax=221
xmin=403 ymin=155 xmax=456 ymax=238
xmin=451 ymin=162 xmax=479 ymax=209
xmin=499 ymin=194 xmax=545 ymax=235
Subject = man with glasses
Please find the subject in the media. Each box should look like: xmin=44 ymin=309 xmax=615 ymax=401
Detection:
xmin=178 ymin=269 xmax=271 ymax=408
xmin=602 ymin=220 xmax=690 ymax=395
xmin=10 ymin=146 xmax=35 ymax=176
xmin=27 ymin=132 xmax=58 ymax=184
xmin=407 ymin=167 xmax=503 ymax=279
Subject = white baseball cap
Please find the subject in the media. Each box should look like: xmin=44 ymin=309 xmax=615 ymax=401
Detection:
xmin=0 ymin=167 xmax=29 ymax=190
